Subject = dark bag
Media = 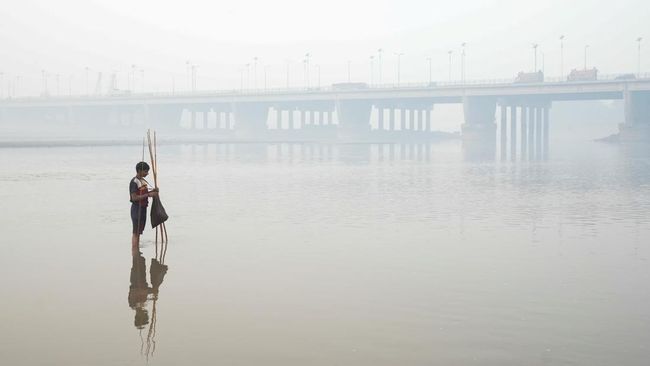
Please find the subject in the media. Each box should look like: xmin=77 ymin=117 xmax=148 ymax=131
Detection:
xmin=150 ymin=196 xmax=169 ymax=228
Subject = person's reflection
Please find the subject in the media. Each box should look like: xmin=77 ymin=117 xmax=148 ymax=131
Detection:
xmin=128 ymin=252 xmax=150 ymax=329
xmin=128 ymin=246 xmax=169 ymax=358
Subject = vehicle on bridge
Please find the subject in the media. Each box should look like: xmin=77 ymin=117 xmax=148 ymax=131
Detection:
xmin=514 ymin=71 xmax=544 ymax=83
xmin=331 ymin=82 xmax=369 ymax=90
xmin=615 ymin=73 xmax=636 ymax=80
xmin=567 ymin=68 xmax=598 ymax=81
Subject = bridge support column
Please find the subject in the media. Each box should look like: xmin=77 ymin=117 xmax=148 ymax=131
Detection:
xmin=336 ymin=100 xmax=372 ymax=140
xmin=387 ymin=108 xmax=394 ymax=131
xmin=461 ymin=96 xmax=497 ymax=143
xmin=377 ymin=106 xmax=385 ymax=130
xmin=500 ymin=105 xmax=507 ymax=159
xmin=422 ymin=109 xmax=430 ymax=132
xmin=521 ymin=106 xmax=528 ymax=158
xmin=510 ymin=106 xmax=517 ymax=159
xmin=289 ymin=109 xmax=296 ymax=129
xmin=543 ymin=106 xmax=550 ymax=157
xmin=393 ymin=109 xmax=399 ymax=131
xmin=619 ymin=90 xmax=650 ymax=142
xmin=533 ymin=107 xmax=540 ymax=158
xmin=400 ymin=109 xmax=406 ymax=131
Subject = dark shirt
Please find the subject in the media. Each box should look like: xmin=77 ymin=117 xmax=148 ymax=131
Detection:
xmin=129 ymin=177 xmax=150 ymax=207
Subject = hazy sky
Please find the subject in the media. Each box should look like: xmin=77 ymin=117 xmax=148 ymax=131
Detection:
xmin=1 ymin=0 xmax=647 ymax=95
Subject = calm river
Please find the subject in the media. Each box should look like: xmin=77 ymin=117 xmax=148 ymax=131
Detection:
xmin=1 ymin=140 xmax=649 ymax=365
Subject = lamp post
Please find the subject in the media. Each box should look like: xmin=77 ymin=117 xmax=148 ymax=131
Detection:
xmin=638 ymin=37 xmax=643 ymax=76
xmin=377 ymin=48 xmax=383 ymax=84
xmin=302 ymin=58 xmax=308 ymax=88
xmin=240 ymin=67 xmax=244 ymax=91
xmin=316 ymin=64 xmax=321 ymax=88
xmin=285 ymin=59 xmax=290 ymax=89
xmin=304 ymin=52 xmax=311 ymax=88
xmin=186 ymin=61 xmax=191 ymax=91
xmin=560 ymin=34 xmax=564 ymax=79
xmin=447 ymin=50 xmax=453 ymax=82
xmin=191 ymin=64 xmax=198 ymax=91
xmin=369 ymin=56 xmax=375 ymax=86
xmin=460 ymin=42 xmax=466 ymax=82
xmin=584 ymin=44 xmax=589 ymax=70
xmin=264 ymin=65 xmax=269 ymax=91
xmin=426 ymin=56 xmax=432 ymax=84
xmin=395 ymin=52 xmax=404 ymax=86
xmin=245 ymin=63 xmax=250 ymax=90
xmin=532 ymin=43 xmax=538 ymax=72
xmin=253 ymin=56 xmax=258 ymax=89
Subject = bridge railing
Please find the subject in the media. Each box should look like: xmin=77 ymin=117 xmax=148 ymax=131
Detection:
xmin=3 ymin=73 xmax=650 ymax=102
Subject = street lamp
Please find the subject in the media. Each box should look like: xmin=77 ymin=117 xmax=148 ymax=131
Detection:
xmin=560 ymin=34 xmax=564 ymax=79
xmin=304 ymin=52 xmax=311 ymax=88
xmin=460 ymin=42 xmax=466 ymax=82
xmin=245 ymin=63 xmax=250 ymax=89
xmin=377 ymin=48 xmax=383 ymax=84
xmin=285 ymin=59 xmax=290 ymax=89
xmin=191 ymin=64 xmax=198 ymax=91
xmin=395 ymin=52 xmax=404 ymax=86
xmin=264 ymin=65 xmax=269 ymax=91
xmin=369 ymin=55 xmax=375 ymax=86
xmin=584 ymin=44 xmax=589 ymax=70
xmin=637 ymin=37 xmax=643 ymax=76
xmin=316 ymin=64 xmax=321 ymax=88
xmin=532 ymin=43 xmax=538 ymax=72
xmin=253 ymin=56 xmax=258 ymax=89
xmin=426 ymin=56 xmax=432 ymax=84
xmin=447 ymin=50 xmax=453 ymax=82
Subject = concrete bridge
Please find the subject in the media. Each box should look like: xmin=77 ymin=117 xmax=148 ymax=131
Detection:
xmin=2 ymin=74 xmax=650 ymax=152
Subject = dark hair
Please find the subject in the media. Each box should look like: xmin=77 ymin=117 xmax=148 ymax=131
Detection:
xmin=135 ymin=162 xmax=150 ymax=172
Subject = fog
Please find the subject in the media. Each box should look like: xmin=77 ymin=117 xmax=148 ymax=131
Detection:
xmin=1 ymin=0 xmax=647 ymax=95
xmin=1 ymin=2 xmax=650 ymax=366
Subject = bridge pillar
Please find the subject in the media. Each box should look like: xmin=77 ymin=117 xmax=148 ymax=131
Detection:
xmin=232 ymin=102 xmax=269 ymax=139
xmin=336 ymin=100 xmax=372 ymax=140
xmin=619 ymin=90 xmax=650 ymax=142
xmin=543 ymin=106 xmax=550 ymax=157
xmin=275 ymin=109 xmax=282 ymax=129
xmin=535 ymin=107 xmax=543 ymax=159
xmin=520 ymin=106 xmax=528 ymax=158
xmin=510 ymin=106 xmax=517 ymax=159
xmin=461 ymin=96 xmax=497 ymax=143
xmin=392 ymin=108 xmax=399 ymax=131
xmin=500 ymin=105 xmax=507 ymax=159
xmin=377 ymin=106 xmax=385 ymax=130
xmin=422 ymin=109 xmax=430 ymax=132
xmin=400 ymin=109 xmax=406 ymax=131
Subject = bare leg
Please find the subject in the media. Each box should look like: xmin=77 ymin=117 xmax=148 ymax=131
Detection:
xmin=132 ymin=233 xmax=140 ymax=252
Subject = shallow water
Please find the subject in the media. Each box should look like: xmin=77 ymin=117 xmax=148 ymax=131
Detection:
xmin=1 ymin=140 xmax=649 ymax=365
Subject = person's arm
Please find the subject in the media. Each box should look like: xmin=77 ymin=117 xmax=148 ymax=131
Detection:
xmin=131 ymin=191 xmax=154 ymax=202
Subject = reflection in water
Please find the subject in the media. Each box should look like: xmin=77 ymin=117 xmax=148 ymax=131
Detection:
xmin=128 ymin=241 xmax=169 ymax=360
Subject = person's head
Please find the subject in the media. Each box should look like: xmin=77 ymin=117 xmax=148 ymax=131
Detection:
xmin=135 ymin=162 xmax=150 ymax=177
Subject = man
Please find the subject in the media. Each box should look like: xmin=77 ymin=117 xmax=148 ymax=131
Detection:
xmin=130 ymin=162 xmax=158 ymax=252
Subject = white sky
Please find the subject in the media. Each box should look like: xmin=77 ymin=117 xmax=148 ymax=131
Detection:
xmin=0 ymin=0 xmax=648 ymax=95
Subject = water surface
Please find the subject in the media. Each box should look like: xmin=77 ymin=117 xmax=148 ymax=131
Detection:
xmin=1 ymin=141 xmax=649 ymax=366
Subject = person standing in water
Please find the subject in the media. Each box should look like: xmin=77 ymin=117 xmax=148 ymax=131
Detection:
xmin=130 ymin=162 xmax=158 ymax=252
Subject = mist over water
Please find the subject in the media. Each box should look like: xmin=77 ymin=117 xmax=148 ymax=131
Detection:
xmin=1 ymin=140 xmax=649 ymax=365
xmin=2 ymin=0 xmax=650 ymax=364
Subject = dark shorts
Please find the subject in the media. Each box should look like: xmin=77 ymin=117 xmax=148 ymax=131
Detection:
xmin=131 ymin=204 xmax=147 ymax=235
